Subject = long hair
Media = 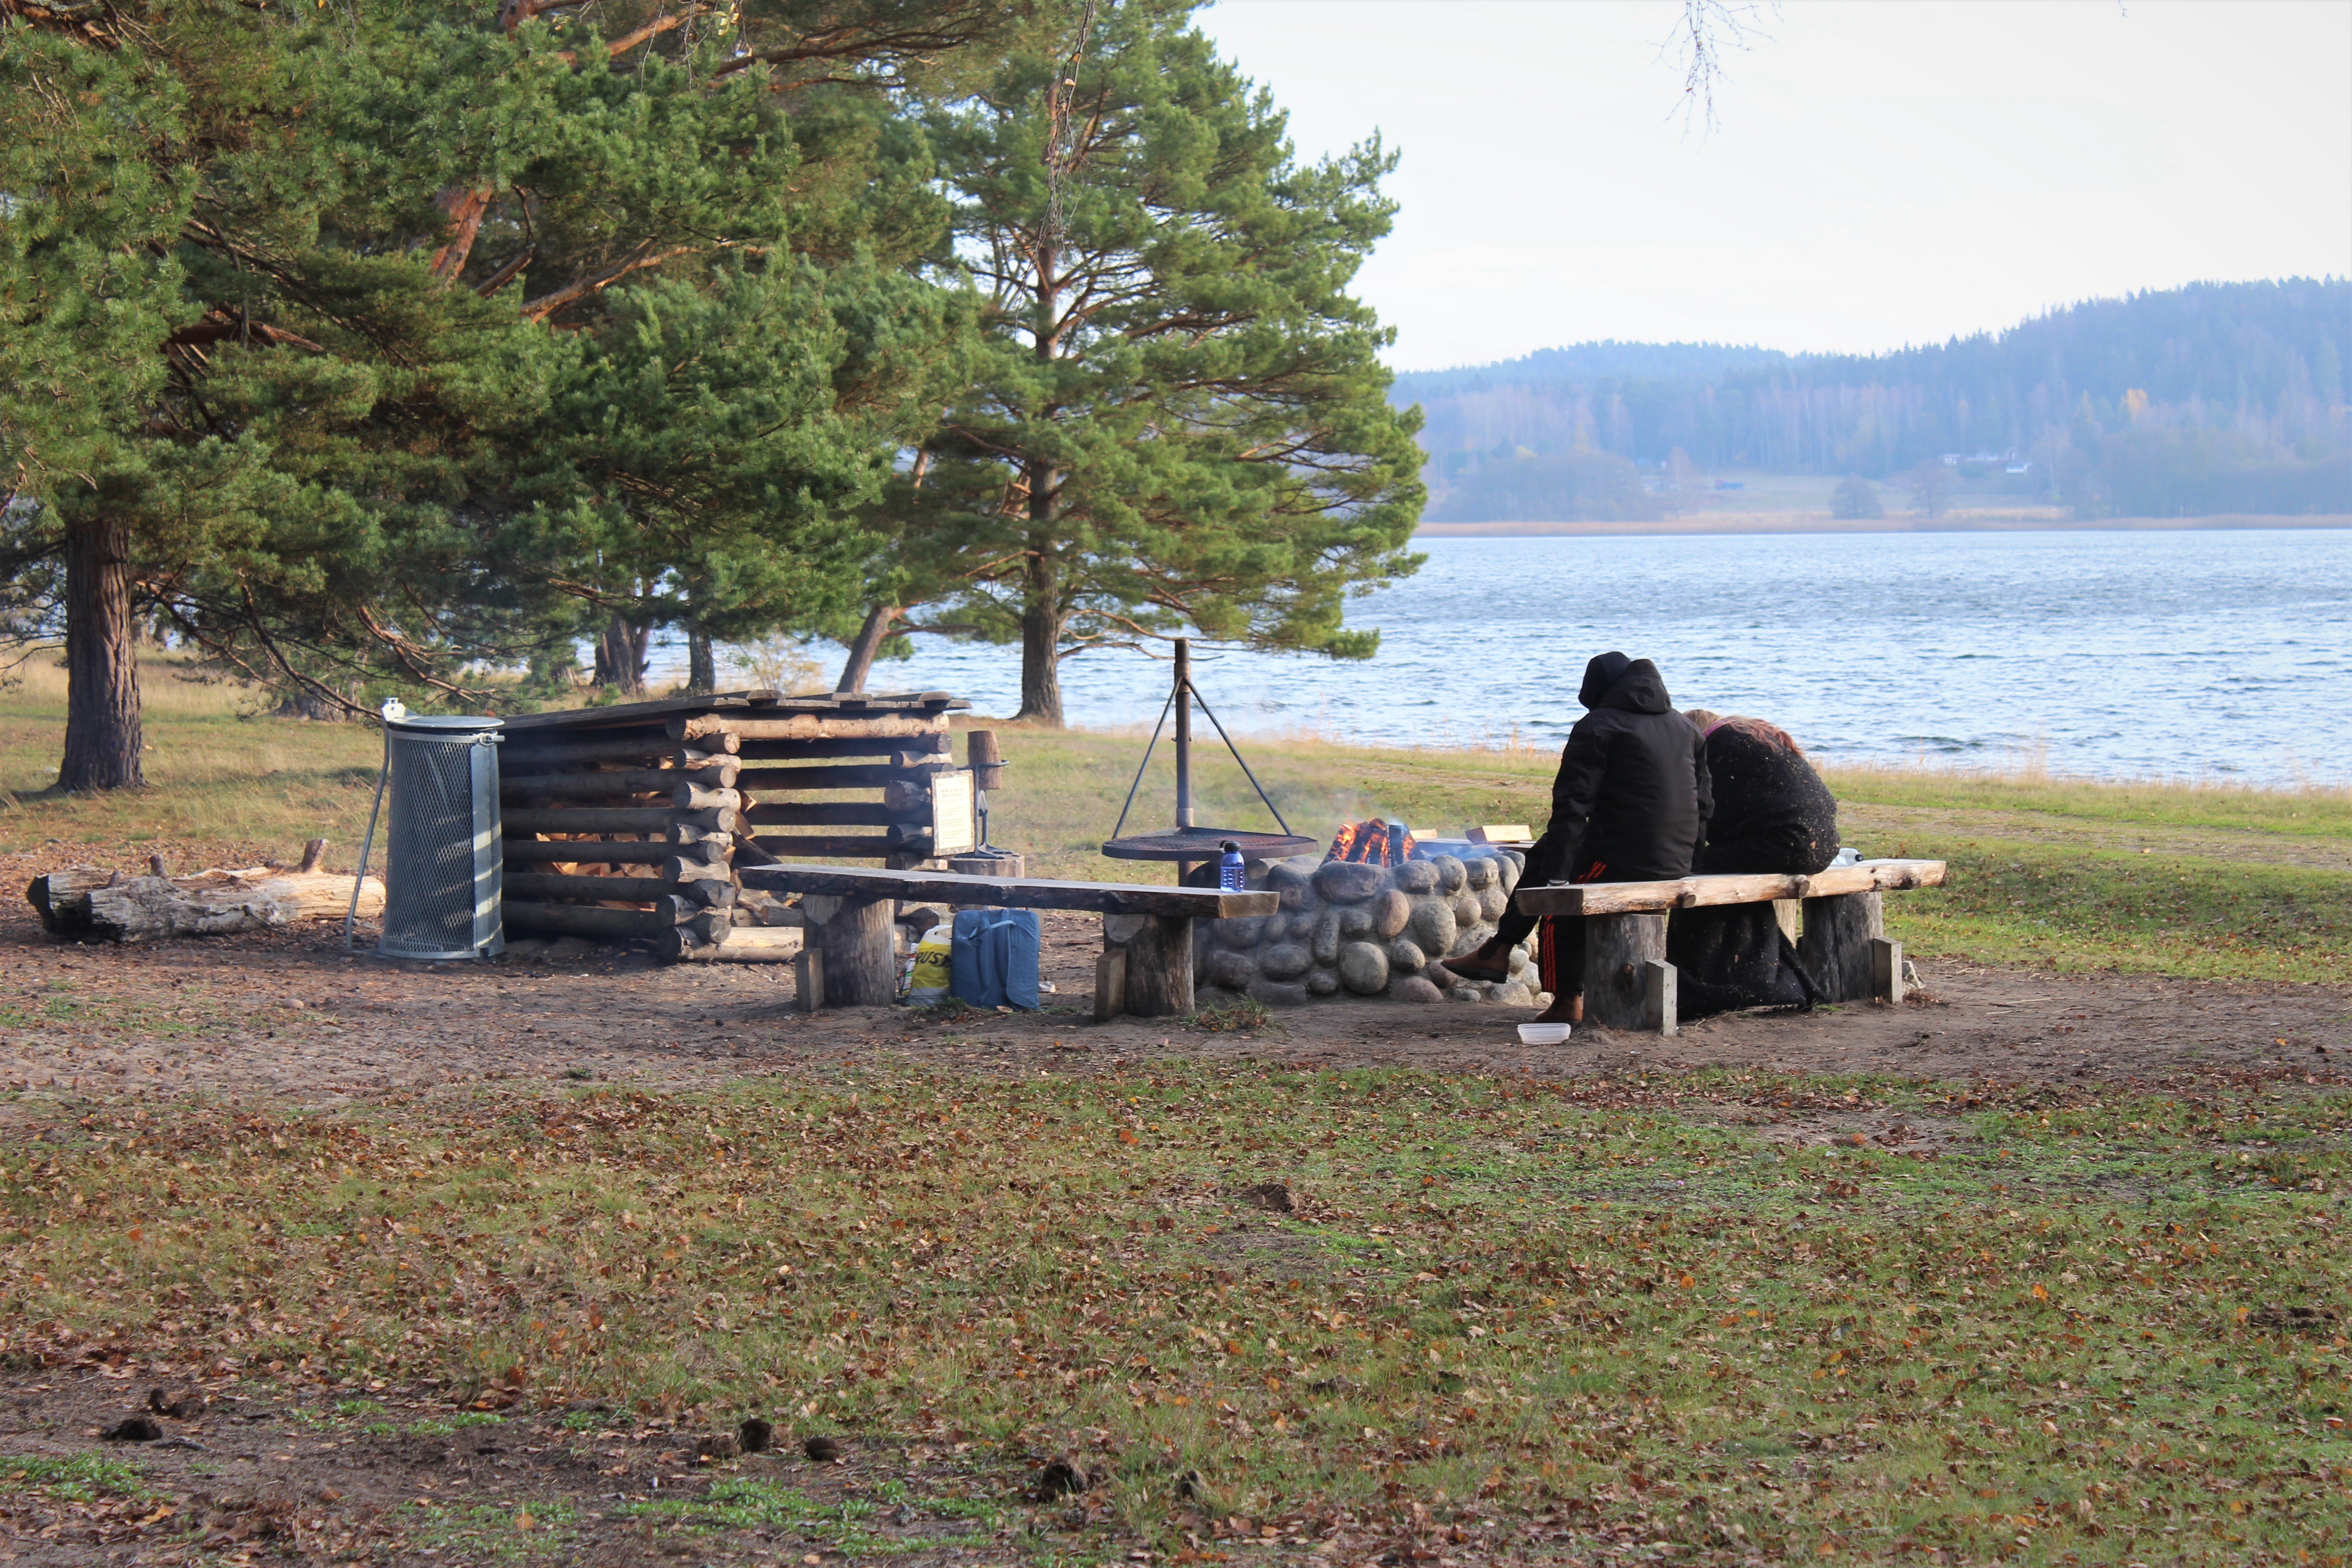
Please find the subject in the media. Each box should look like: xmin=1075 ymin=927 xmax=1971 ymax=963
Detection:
xmin=1686 ymin=710 xmax=1804 ymax=757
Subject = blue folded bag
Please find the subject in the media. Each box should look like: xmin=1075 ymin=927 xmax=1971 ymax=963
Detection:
xmin=949 ymin=908 xmax=1042 ymax=1010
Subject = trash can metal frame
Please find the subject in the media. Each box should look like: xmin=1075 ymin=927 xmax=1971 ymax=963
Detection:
xmin=379 ymin=715 xmax=504 ymax=960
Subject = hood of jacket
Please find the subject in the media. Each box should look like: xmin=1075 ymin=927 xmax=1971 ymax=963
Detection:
xmin=1579 ymin=652 xmax=1671 ymax=715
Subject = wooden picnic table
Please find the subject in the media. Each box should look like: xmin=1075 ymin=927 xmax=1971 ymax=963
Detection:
xmin=735 ymin=863 xmax=1276 ymax=1018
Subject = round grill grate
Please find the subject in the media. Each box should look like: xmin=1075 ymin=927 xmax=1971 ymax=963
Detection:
xmin=1101 ymin=827 xmax=1318 ymax=861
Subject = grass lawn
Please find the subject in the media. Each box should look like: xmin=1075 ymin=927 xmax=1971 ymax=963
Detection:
xmin=5 ymin=657 xmax=2349 ymax=984
xmin=5 ymin=1064 xmax=2350 ymax=1563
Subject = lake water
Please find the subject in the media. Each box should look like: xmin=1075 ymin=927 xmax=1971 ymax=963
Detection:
xmin=676 ymin=528 xmax=2352 ymax=786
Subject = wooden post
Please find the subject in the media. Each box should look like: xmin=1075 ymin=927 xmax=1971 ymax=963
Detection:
xmin=1642 ymin=958 xmax=1679 ymax=1036
xmin=1798 ymin=891 xmax=1883 ymax=1003
xmin=1098 ymin=911 xmax=1140 ymax=1021
xmin=967 ymin=731 xmax=1004 ymax=788
xmin=1172 ymin=641 xmax=1192 ymax=829
xmin=1870 ymin=936 xmax=1906 ymax=1004
xmin=816 ymin=897 xmax=896 ymax=1007
xmin=1122 ymin=913 xmax=1195 ymax=1017
xmin=1772 ymin=897 xmax=1801 ymax=946
xmin=794 ymin=946 xmax=825 ymax=1012
xmin=1093 ymin=948 xmax=1128 ymax=1023
xmin=1581 ymin=911 xmax=1666 ymax=1030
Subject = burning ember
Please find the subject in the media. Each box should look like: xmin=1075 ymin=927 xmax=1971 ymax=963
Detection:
xmin=1324 ymin=818 xmax=1416 ymax=867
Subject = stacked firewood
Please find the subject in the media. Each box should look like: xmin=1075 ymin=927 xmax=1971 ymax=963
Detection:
xmin=496 ymin=691 xmax=970 ymax=963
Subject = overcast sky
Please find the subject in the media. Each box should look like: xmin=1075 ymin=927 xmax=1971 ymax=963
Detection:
xmin=1196 ymin=0 xmax=2352 ymax=369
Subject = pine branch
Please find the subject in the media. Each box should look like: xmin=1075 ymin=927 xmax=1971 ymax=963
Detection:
xmin=519 ymin=243 xmax=703 ymax=323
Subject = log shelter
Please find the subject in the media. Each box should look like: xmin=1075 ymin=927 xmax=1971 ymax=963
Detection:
xmin=494 ymin=688 xmax=971 ymax=963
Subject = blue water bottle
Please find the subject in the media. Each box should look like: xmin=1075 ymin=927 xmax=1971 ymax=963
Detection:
xmin=1218 ymin=839 xmax=1246 ymax=892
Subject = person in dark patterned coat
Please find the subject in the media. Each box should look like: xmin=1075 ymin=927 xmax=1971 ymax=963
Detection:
xmin=1668 ymin=712 xmax=1841 ymax=1018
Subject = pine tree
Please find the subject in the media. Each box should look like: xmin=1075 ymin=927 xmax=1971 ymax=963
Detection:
xmin=525 ymin=259 xmax=969 ymax=693
xmin=1 ymin=23 xmax=198 ymax=788
xmin=4 ymin=0 xmax=1006 ymax=778
xmin=899 ymin=0 xmax=1424 ymax=724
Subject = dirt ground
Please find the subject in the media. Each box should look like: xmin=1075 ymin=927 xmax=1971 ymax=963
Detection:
xmin=5 ymin=881 xmax=2348 ymax=1122
xmin=8 ymin=868 xmax=2352 ymax=1565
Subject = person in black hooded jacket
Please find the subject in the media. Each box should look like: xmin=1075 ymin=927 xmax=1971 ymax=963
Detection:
xmin=1441 ymin=652 xmax=1710 ymax=1018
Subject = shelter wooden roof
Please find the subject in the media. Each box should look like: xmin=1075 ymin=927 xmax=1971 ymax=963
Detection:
xmin=494 ymin=689 xmax=966 ymax=734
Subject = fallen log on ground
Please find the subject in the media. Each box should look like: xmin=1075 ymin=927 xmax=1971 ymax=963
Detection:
xmin=28 ymin=862 xmax=386 ymax=943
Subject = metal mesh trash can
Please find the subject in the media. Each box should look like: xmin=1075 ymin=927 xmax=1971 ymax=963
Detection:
xmin=380 ymin=715 xmax=504 ymax=960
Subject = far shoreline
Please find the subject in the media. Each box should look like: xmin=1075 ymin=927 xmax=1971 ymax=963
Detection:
xmin=1412 ymin=513 xmax=2352 ymax=538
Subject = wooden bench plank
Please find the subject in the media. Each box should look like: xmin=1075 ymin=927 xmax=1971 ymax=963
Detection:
xmin=736 ymin=864 xmax=1277 ymax=918
xmin=1512 ymin=858 xmax=1945 ymax=917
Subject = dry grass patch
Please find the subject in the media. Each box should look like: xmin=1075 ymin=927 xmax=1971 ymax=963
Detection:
xmin=7 ymin=1063 xmax=2352 ymax=1563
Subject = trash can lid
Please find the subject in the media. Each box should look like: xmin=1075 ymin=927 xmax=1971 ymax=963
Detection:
xmin=387 ymin=714 xmax=505 ymax=733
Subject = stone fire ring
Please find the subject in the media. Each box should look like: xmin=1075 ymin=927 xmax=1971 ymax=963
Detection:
xmin=1194 ymin=851 xmax=1544 ymax=1008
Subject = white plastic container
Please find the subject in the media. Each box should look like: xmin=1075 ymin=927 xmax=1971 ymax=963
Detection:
xmin=1517 ymin=1022 xmax=1572 ymax=1045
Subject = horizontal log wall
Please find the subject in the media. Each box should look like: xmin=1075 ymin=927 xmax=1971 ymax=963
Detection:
xmin=498 ymin=728 xmax=718 ymax=768
xmin=503 ymin=872 xmax=735 ymax=907
xmin=733 ymin=733 xmax=951 ymax=761
xmin=732 ymin=761 xmax=949 ymax=792
xmin=503 ymin=763 xmax=737 ymax=796
xmin=744 ymin=801 xmax=929 ymax=828
xmin=506 ymin=898 xmax=690 ymax=939
xmin=505 ymin=805 xmax=737 ymax=835
xmin=497 ymin=700 xmax=964 ymax=964
xmin=748 ymin=832 xmax=926 ymax=858
xmin=500 ymin=837 xmax=728 ymax=867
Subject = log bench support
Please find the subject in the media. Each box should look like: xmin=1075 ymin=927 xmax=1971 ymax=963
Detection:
xmin=1096 ymin=911 xmax=1196 ymax=1019
xmin=810 ymin=895 xmax=896 ymax=1008
xmin=1798 ymin=890 xmax=1882 ymax=1003
xmin=1581 ymin=911 xmax=1668 ymax=1032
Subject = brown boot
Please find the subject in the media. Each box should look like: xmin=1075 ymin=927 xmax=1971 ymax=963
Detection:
xmin=1532 ymin=992 xmax=1583 ymax=1025
xmin=1437 ymin=938 xmax=1511 ymax=985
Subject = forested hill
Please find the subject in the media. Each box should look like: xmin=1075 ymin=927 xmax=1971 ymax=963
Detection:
xmin=1393 ymin=341 xmax=1792 ymax=398
xmin=1396 ymin=279 xmax=2352 ymax=522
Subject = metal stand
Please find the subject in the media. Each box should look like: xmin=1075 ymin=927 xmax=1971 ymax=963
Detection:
xmin=1109 ymin=638 xmax=1294 ymax=843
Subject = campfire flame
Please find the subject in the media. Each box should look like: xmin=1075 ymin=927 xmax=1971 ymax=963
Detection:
xmin=1324 ymin=818 xmax=1416 ymax=867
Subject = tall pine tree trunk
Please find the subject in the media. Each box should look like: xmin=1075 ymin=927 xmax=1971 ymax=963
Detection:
xmin=59 ymin=517 xmax=145 ymax=791
xmin=1013 ymin=440 xmax=1065 ymax=724
xmin=686 ymin=626 xmax=715 ymax=695
xmin=1014 ymin=547 xmax=1063 ymax=725
xmin=835 ymin=603 xmax=897 ymax=693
